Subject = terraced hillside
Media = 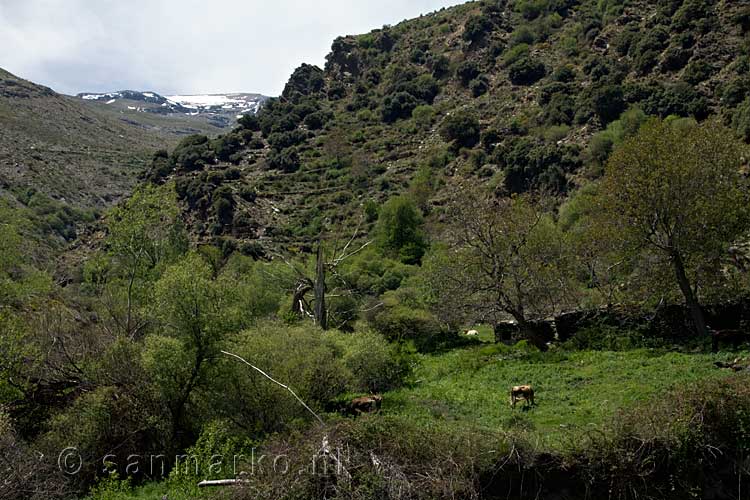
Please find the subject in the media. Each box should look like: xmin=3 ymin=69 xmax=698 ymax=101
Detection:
xmin=144 ymin=0 xmax=750 ymax=255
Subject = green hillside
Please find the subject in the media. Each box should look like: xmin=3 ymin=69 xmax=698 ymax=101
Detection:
xmin=5 ymin=1 xmax=750 ymax=499
xmin=0 ymin=68 xmax=181 ymax=253
xmin=146 ymin=0 xmax=750 ymax=254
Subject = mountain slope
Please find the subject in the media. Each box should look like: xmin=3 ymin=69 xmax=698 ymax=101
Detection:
xmin=0 ymin=68 xmax=180 ymax=209
xmin=126 ymin=0 xmax=750 ymax=255
xmin=77 ymin=90 xmax=268 ymax=131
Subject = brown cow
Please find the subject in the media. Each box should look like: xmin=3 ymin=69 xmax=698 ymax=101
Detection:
xmin=510 ymin=385 xmax=535 ymax=409
xmin=349 ymin=395 xmax=383 ymax=415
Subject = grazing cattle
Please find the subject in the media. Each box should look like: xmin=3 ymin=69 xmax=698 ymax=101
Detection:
xmin=510 ymin=385 xmax=535 ymax=409
xmin=349 ymin=395 xmax=383 ymax=415
xmin=466 ymin=330 xmax=479 ymax=337
xmin=711 ymin=329 xmax=750 ymax=353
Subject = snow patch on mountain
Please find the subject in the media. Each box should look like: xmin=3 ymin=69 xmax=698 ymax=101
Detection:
xmin=76 ymin=90 xmax=268 ymax=128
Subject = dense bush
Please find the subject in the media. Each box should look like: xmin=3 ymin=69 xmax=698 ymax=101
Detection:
xmin=332 ymin=330 xmax=412 ymax=393
xmin=469 ymin=75 xmax=490 ymax=97
xmin=440 ymin=110 xmax=481 ymax=149
xmin=211 ymin=132 xmax=243 ymax=162
xmin=508 ymin=56 xmax=546 ymax=85
xmin=267 ymin=129 xmax=307 ymax=150
xmin=733 ymin=97 xmax=750 ymax=143
xmin=281 ymin=63 xmax=325 ymax=100
xmin=382 ymin=91 xmax=420 ymax=122
xmin=682 ymin=59 xmax=714 ymax=84
xmin=456 ymin=60 xmax=481 ymax=86
xmin=237 ymin=113 xmax=260 ymax=131
xmin=170 ymin=135 xmax=215 ymax=171
xmin=661 ymin=46 xmax=691 ymax=72
xmin=370 ymin=294 xmax=449 ymax=352
xmin=374 ymin=195 xmax=428 ymax=264
xmin=268 ymin=148 xmax=301 ymax=172
xmin=641 ymin=82 xmax=709 ymax=119
xmin=499 ymin=137 xmax=580 ymax=193
xmin=462 ymin=14 xmax=493 ymax=44
xmin=543 ymin=93 xmax=575 ymax=125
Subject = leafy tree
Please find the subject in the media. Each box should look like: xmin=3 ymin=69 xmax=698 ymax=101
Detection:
xmin=375 ymin=195 xmax=428 ymax=264
xmin=147 ymin=252 xmax=253 ymax=440
xmin=93 ymin=184 xmax=187 ymax=337
xmin=424 ymin=192 xmax=574 ymax=349
xmin=598 ymin=119 xmax=750 ymax=337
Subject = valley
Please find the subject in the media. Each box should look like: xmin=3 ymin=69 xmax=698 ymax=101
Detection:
xmin=3 ymin=0 xmax=750 ymax=499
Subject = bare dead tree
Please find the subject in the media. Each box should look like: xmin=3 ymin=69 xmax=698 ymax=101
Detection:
xmin=279 ymin=218 xmax=372 ymax=330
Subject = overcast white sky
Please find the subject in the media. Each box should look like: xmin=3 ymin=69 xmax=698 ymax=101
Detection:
xmin=0 ymin=0 xmax=464 ymax=97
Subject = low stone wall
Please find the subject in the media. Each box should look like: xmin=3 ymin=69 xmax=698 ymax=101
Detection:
xmin=493 ymin=298 xmax=750 ymax=344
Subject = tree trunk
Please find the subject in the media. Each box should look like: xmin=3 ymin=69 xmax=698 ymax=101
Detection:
xmin=672 ymin=251 xmax=708 ymax=337
xmin=314 ymin=244 xmax=327 ymax=330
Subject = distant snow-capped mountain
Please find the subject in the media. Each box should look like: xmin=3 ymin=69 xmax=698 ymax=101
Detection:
xmin=76 ymin=90 xmax=268 ymax=128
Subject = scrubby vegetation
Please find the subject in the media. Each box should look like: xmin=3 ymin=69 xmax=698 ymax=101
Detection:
xmin=5 ymin=0 xmax=750 ymax=498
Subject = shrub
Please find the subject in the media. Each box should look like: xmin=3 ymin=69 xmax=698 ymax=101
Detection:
xmin=370 ymin=299 xmax=449 ymax=352
xmin=440 ymin=110 xmax=481 ymax=149
xmin=509 ymin=25 xmax=536 ymax=46
xmin=267 ymin=129 xmax=307 ymax=150
xmin=332 ymin=330 xmax=412 ymax=393
xmin=430 ymin=54 xmax=451 ymax=79
xmin=412 ymin=104 xmax=435 ymax=129
xmin=238 ymin=113 xmax=260 ymax=131
xmin=552 ymin=65 xmax=576 ymax=82
xmin=733 ymin=98 xmax=750 ymax=143
xmin=212 ymin=133 xmax=243 ymax=162
xmin=212 ymin=197 xmax=234 ymax=226
xmin=303 ymin=110 xmax=327 ymax=130
xmin=502 ymin=43 xmax=530 ymax=67
xmin=374 ymin=195 xmax=428 ymax=264
xmin=407 ymin=74 xmax=440 ymax=103
xmin=268 ymin=148 xmax=301 ymax=172
xmin=543 ymin=93 xmax=575 ymax=125
xmin=508 ymin=57 xmax=546 ymax=85
xmin=463 ymin=15 xmax=493 ymax=43
xmin=1 ymin=411 xmax=69 ymax=499
xmin=281 ymin=63 xmax=325 ymax=99
xmin=499 ymin=137 xmax=580 ymax=193
xmin=456 ymin=60 xmax=481 ymax=86
xmin=722 ymin=77 xmax=750 ymax=107
xmin=246 ymin=137 xmax=265 ymax=150
xmin=213 ymin=324 xmax=349 ymax=433
xmin=171 ymin=134 xmax=215 ymax=171
xmin=682 ymin=59 xmax=714 ymax=84
xmin=590 ymin=84 xmax=625 ymax=124
xmin=469 ymin=75 xmax=490 ymax=97
xmin=382 ymin=92 xmax=420 ymax=123
xmin=661 ymin=46 xmax=691 ymax=72
xmin=642 ymin=82 xmax=709 ymax=119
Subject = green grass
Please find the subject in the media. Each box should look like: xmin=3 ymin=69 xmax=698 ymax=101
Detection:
xmin=383 ymin=344 xmax=747 ymax=449
xmin=90 ymin=344 xmax=748 ymax=499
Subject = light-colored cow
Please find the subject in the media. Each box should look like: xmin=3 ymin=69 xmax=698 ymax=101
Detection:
xmin=510 ymin=385 xmax=535 ymax=409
